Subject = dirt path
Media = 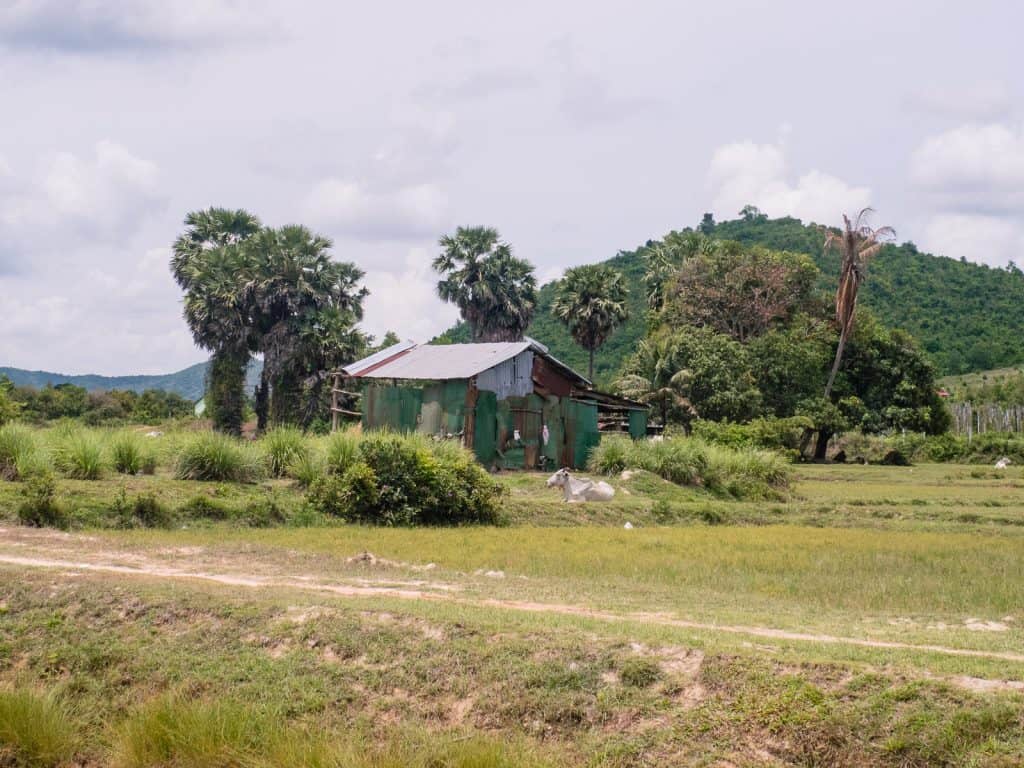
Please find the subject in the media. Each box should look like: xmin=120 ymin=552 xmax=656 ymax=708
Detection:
xmin=3 ymin=549 xmax=1024 ymax=665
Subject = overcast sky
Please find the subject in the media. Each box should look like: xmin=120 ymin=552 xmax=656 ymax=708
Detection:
xmin=1 ymin=0 xmax=1022 ymax=375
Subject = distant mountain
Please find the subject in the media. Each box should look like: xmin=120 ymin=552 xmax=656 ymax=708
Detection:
xmin=1 ymin=360 xmax=263 ymax=401
xmin=439 ymin=215 xmax=1024 ymax=383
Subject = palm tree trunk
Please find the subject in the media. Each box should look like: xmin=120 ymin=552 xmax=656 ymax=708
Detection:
xmin=824 ymin=323 xmax=851 ymax=400
xmin=588 ymin=348 xmax=595 ymax=382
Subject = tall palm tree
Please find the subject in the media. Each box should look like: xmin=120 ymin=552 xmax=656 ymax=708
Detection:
xmin=822 ymin=209 xmax=896 ymax=398
xmin=245 ymin=225 xmax=367 ymax=427
xmin=551 ymin=265 xmax=630 ymax=381
xmin=433 ymin=226 xmax=537 ymax=342
xmin=170 ymin=208 xmax=261 ymax=435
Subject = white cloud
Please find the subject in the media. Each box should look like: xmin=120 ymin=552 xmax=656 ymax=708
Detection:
xmin=921 ymin=213 xmax=1024 ymax=267
xmin=360 ymin=249 xmax=459 ymax=343
xmin=0 ymin=0 xmax=274 ymax=51
xmin=301 ymin=179 xmax=450 ymax=242
xmin=0 ymin=141 xmax=165 ymax=255
xmin=708 ymin=140 xmax=872 ymax=226
xmin=910 ymin=123 xmax=1024 ymax=211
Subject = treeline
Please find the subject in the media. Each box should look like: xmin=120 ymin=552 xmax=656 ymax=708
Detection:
xmin=449 ymin=212 xmax=1024 ymax=382
xmin=0 ymin=376 xmax=193 ymax=425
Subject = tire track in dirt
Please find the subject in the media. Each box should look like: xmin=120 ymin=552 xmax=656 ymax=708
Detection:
xmin=3 ymin=552 xmax=1024 ymax=664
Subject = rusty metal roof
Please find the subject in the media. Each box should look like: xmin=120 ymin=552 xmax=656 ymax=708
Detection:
xmin=342 ymin=340 xmax=590 ymax=386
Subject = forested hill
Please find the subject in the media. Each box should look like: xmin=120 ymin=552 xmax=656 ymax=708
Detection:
xmin=0 ymin=360 xmax=262 ymax=401
xmin=440 ymin=215 xmax=1024 ymax=385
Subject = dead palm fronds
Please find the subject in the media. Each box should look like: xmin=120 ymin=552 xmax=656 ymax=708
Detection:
xmin=822 ymin=208 xmax=895 ymax=397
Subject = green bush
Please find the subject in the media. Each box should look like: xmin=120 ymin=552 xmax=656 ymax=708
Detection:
xmin=178 ymin=495 xmax=232 ymax=520
xmin=16 ymin=473 xmax=68 ymax=529
xmin=175 ymin=432 xmax=262 ymax=482
xmin=693 ymin=416 xmax=812 ymax=452
xmin=112 ymin=487 xmax=173 ymax=528
xmin=262 ymin=426 xmax=309 ymax=478
xmin=0 ymin=423 xmax=47 ymax=481
xmin=307 ymin=431 xmax=503 ymax=526
xmin=0 ymin=686 xmax=79 ymax=767
xmin=244 ymin=495 xmax=289 ymax=527
xmin=53 ymin=429 xmax=105 ymax=480
xmin=590 ymin=435 xmax=789 ymax=500
xmin=110 ymin=431 xmax=153 ymax=475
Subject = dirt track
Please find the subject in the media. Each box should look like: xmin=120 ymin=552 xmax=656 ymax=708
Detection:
xmin=2 ymin=527 xmax=1023 ymax=665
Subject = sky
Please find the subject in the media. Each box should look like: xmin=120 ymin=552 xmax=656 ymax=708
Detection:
xmin=0 ymin=0 xmax=1022 ymax=375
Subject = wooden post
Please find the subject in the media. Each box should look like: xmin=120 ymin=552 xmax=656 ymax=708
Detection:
xmin=331 ymin=373 xmax=339 ymax=433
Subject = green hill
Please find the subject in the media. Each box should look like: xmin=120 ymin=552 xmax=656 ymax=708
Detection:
xmin=441 ymin=215 xmax=1024 ymax=385
xmin=0 ymin=360 xmax=262 ymax=401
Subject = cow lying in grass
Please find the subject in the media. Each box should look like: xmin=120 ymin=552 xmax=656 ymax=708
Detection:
xmin=546 ymin=468 xmax=615 ymax=502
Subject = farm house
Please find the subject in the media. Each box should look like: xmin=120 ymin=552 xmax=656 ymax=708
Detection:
xmin=336 ymin=339 xmax=647 ymax=470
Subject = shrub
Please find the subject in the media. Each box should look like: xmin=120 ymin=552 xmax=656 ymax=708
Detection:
xmin=175 ymin=432 xmax=262 ymax=482
xmin=589 ymin=435 xmax=790 ymax=500
xmin=693 ymin=416 xmax=813 ymax=452
xmin=244 ymin=495 xmax=288 ymax=527
xmin=324 ymin=429 xmax=360 ymax=475
xmin=112 ymin=487 xmax=173 ymax=528
xmin=16 ymin=473 xmax=68 ymax=529
xmin=307 ymin=431 xmax=503 ymax=526
xmin=0 ymin=423 xmax=47 ymax=481
xmin=0 ymin=687 xmax=79 ymax=767
xmin=110 ymin=431 xmax=153 ymax=475
xmin=262 ymin=426 xmax=309 ymax=478
xmin=53 ymin=429 xmax=105 ymax=480
xmin=178 ymin=495 xmax=231 ymax=520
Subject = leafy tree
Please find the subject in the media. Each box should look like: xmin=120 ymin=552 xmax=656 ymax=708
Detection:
xmin=434 ymin=226 xmax=537 ymax=342
xmin=617 ymin=327 xmax=761 ymax=428
xmin=661 ymin=244 xmax=819 ymax=342
xmin=551 ymin=265 xmax=630 ymax=380
xmin=171 ymin=208 xmax=262 ymax=434
xmin=746 ymin=317 xmax=832 ymax=417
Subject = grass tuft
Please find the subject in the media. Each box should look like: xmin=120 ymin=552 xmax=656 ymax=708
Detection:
xmin=0 ymin=686 xmax=79 ymax=767
xmin=175 ymin=433 xmax=262 ymax=482
xmin=263 ymin=426 xmax=309 ymax=478
xmin=110 ymin=431 xmax=154 ymax=475
xmin=0 ymin=423 xmax=49 ymax=481
xmin=53 ymin=429 xmax=105 ymax=480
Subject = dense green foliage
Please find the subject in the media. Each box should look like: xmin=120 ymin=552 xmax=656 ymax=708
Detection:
xmin=441 ymin=214 xmax=1024 ymax=382
xmin=308 ymin=430 xmax=503 ymax=525
xmin=2 ymin=380 xmax=194 ymax=425
xmin=588 ymin=435 xmax=790 ymax=500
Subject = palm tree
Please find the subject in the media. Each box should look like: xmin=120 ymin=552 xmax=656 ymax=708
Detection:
xmin=244 ymin=225 xmax=368 ymax=427
xmin=551 ymin=265 xmax=630 ymax=381
xmin=171 ymin=208 xmax=261 ymax=435
xmin=433 ymin=226 xmax=537 ymax=342
xmin=822 ymin=209 xmax=896 ymax=398
xmin=615 ymin=335 xmax=698 ymax=432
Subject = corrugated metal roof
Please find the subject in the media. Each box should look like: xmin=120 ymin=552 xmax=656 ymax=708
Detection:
xmin=343 ymin=339 xmax=417 ymax=376
xmin=343 ymin=342 xmax=535 ymax=380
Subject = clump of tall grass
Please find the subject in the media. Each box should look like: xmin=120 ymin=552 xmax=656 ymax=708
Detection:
xmin=0 ymin=686 xmax=79 ymax=767
xmin=0 ymin=423 xmax=49 ymax=480
xmin=174 ymin=432 xmax=262 ymax=482
xmin=589 ymin=435 xmax=789 ymax=500
xmin=288 ymin=449 xmax=325 ymax=488
xmin=111 ymin=695 xmax=550 ymax=768
xmin=324 ymin=429 xmax=360 ymax=475
xmin=262 ymin=426 xmax=309 ymax=478
xmin=52 ymin=429 xmax=105 ymax=480
xmin=110 ymin=431 xmax=156 ymax=475
xmin=17 ymin=472 xmax=69 ymax=529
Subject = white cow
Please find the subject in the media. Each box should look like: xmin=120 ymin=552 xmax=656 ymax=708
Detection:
xmin=546 ymin=468 xmax=615 ymax=502
xmin=995 ymin=457 xmax=1012 ymax=469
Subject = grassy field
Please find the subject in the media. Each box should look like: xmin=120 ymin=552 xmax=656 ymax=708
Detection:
xmin=3 ymin=444 xmax=1024 ymax=765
